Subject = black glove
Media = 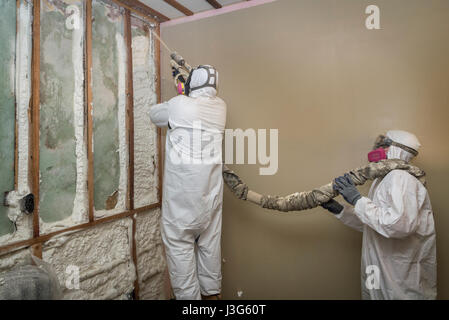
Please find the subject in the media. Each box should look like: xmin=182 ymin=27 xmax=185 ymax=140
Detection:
xmin=172 ymin=66 xmax=180 ymax=78
xmin=333 ymin=173 xmax=362 ymax=206
xmin=321 ymin=199 xmax=344 ymax=215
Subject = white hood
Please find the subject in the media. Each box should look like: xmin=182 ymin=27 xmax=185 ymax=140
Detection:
xmin=386 ymin=130 xmax=421 ymax=162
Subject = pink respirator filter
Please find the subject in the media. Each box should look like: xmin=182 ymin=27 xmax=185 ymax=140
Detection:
xmin=177 ymin=82 xmax=185 ymax=95
xmin=368 ymin=148 xmax=387 ymax=162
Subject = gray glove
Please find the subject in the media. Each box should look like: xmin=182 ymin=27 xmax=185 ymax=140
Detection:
xmin=333 ymin=173 xmax=362 ymax=206
xmin=321 ymin=199 xmax=344 ymax=215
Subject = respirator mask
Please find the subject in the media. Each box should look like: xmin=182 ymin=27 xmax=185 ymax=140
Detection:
xmin=368 ymin=135 xmax=419 ymax=162
xmin=184 ymin=65 xmax=217 ymax=96
xmin=170 ymin=53 xmax=217 ymax=96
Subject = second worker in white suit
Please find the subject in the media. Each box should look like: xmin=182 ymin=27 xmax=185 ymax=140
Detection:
xmin=322 ymin=130 xmax=436 ymax=299
xmin=149 ymin=65 xmax=226 ymax=300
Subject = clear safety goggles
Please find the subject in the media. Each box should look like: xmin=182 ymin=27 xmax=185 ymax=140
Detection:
xmin=373 ymin=135 xmax=418 ymax=156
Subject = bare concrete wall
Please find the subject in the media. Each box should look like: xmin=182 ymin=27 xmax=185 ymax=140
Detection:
xmin=161 ymin=0 xmax=449 ymax=299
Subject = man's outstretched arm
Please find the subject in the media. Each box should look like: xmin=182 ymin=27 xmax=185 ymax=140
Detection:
xmin=149 ymin=102 xmax=169 ymax=128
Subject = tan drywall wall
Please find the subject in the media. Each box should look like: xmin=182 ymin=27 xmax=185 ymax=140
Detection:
xmin=160 ymin=0 xmax=449 ymax=299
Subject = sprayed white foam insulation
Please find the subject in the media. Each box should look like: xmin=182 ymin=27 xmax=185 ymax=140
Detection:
xmin=0 ymin=0 xmax=33 ymax=246
xmin=1 ymin=209 xmax=166 ymax=300
xmin=42 ymin=218 xmax=136 ymax=300
xmin=114 ymin=32 xmax=129 ymax=215
xmin=0 ymin=247 xmax=33 ymax=274
xmin=132 ymin=15 xmax=160 ymax=208
xmin=135 ymin=208 xmax=166 ymax=300
xmin=70 ymin=1 xmax=89 ymax=232
xmin=0 ymin=0 xmax=166 ymax=300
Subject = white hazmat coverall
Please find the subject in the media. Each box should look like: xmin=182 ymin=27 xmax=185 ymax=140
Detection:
xmin=336 ymin=131 xmax=437 ymax=299
xmin=149 ymin=69 xmax=226 ymax=300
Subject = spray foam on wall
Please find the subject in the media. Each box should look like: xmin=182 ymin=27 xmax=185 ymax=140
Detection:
xmin=132 ymin=33 xmax=159 ymax=208
xmin=1 ymin=3 xmax=166 ymax=300
xmin=135 ymin=208 xmax=166 ymax=299
xmin=116 ymin=32 xmax=128 ymax=214
xmin=71 ymin=3 xmax=88 ymax=226
xmin=1 ymin=0 xmax=33 ymax=245
xmin=42 ymin=218 xmax=135 ymax=299
xmin=40 ymin=207 xmax=164 ymax=299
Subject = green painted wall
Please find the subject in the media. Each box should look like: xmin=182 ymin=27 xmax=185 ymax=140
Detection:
xmin=39 ymin=1 xmax=82 ymax=223
xmin=0 ymin=0 xmax=16 ymax=236
xmin=92 ymin=0 xmax=123 ymax=211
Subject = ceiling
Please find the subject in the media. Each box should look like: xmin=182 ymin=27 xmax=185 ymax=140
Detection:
xmin=137 ymin=0 xmax=250 ymax=21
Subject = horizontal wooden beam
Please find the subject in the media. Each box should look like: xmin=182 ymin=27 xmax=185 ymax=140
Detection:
xmin=109 ymin=0 xmax=159 ymax=25
xmin=163 ymin=0 xmax=193 ymax=16
xmin=0 ymin=203 xmax=161 ymax=256
xmin=114 ymin=0 xmax=170 ymax=22
xmin=162 ymin=0 xmax=277 ymax=27
xmin=206 ymin=0 xmax=222 ymax=9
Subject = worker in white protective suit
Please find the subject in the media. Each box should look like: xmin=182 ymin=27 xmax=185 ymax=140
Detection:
xmin=148 ymin=65 xmax=226 ymax=300
xmin=321 ymin=130 xmax=436 ymax=299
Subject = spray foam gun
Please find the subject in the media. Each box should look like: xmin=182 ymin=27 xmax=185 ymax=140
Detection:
xmin=150 ymin=28 xmax=192 ymax=95
xmin=170 ymin=52 xmax=192 ymax=95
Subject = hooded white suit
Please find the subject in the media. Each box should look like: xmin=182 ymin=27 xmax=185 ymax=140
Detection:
xmin=149 ymin=68 xmax=226 ymax=300
xmin=336 ymin=131 xmax=437 ymax=299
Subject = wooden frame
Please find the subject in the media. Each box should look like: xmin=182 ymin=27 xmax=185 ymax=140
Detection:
xmin=125 ymin=9 xmax=135 ymax=212
xmin=14 ymin=0 xmax=20 ymax=191
xmin=206 ymin=0 xmax=222 ymax=9
xmin=31 ymin=0 xmax=41 ymax=243
xmin=86 ymin=0 xmax=94 ymax=223
xmin=155 ymin=23 xmax=163 ymax=205
xmin=0 ymin=203 xmax=159 ymax=255
xmin=163 ymin=0 xmax=193 ymax=16
xmin=124 ymin=7 xmax=139 ymax=298
xmin=0 ymin=1 xmax=164 ymax=299
xmin=110 ymin=0 xmax=168 ymax=22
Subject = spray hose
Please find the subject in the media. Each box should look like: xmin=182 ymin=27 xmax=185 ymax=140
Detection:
xmin=150 ymin=29 xmax=191 ymax=72
xmin=222 ymin=159 xmax=426 ymax=212
xmin=150 ymin=28 xmax=192 ymax=92
xmin=148 ymin=30 xmax=428 ymax=209
xmin=148 ymin=32 xmax=427 ymax=212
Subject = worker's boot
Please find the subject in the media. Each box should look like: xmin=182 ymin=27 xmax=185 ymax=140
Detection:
xmin=201 ymin=294 xmax=222 ymax=300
